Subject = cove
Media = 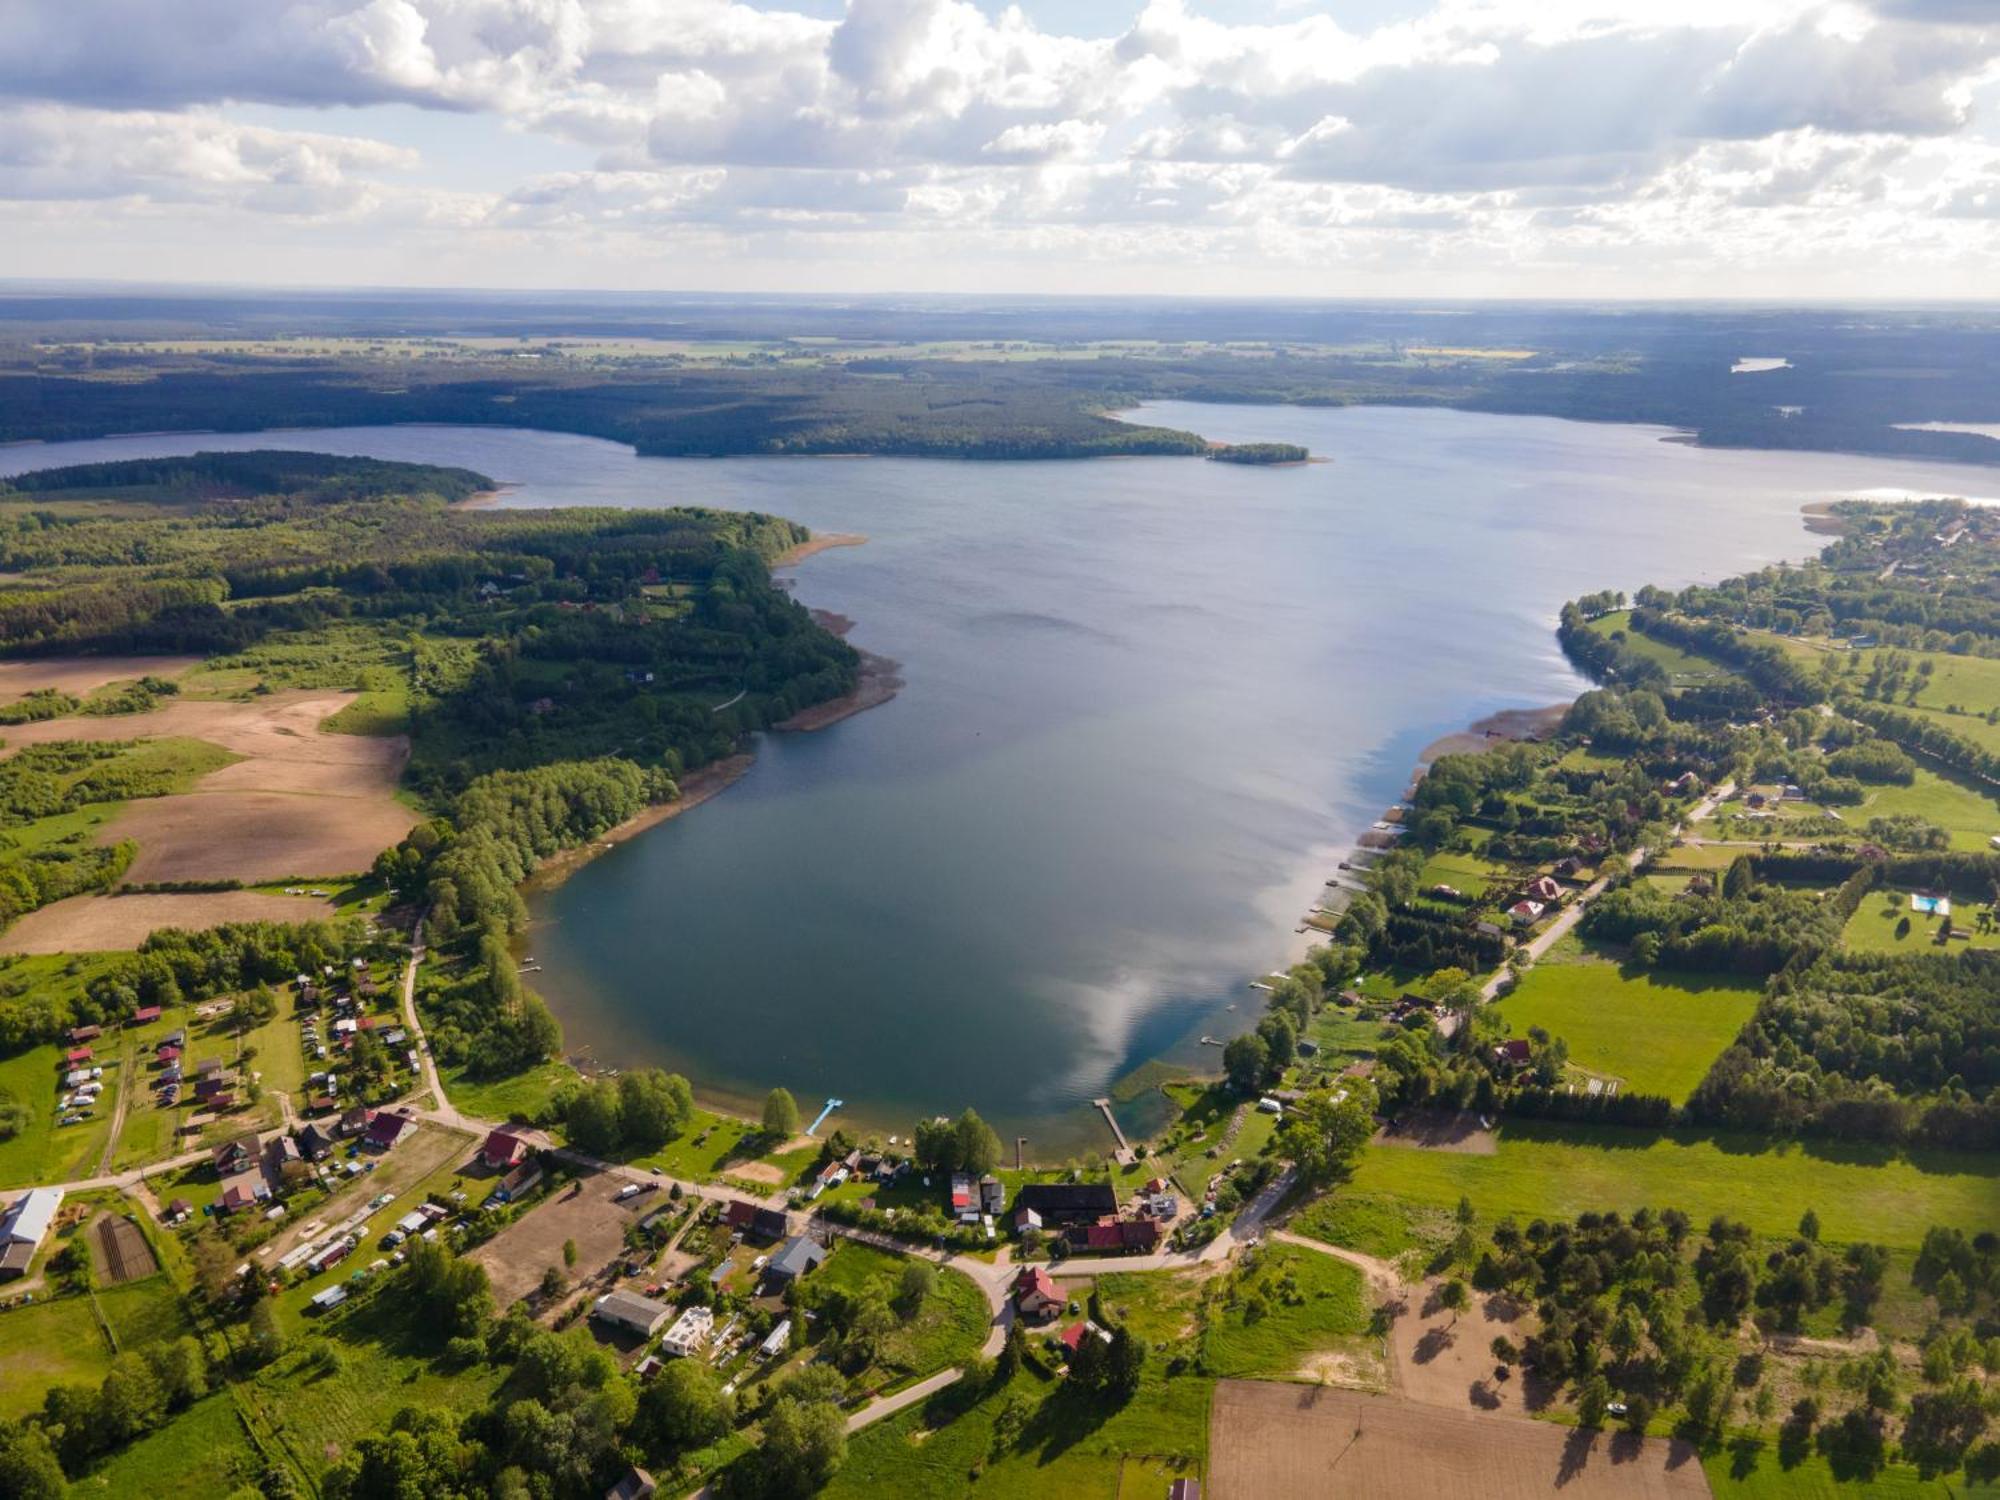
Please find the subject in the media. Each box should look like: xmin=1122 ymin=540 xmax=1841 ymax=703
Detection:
xmin=3 ymin=406 xmax=1995 ymax=1157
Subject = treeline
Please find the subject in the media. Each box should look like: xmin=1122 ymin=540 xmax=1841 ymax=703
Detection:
xmin=2 ymin=449 xmax=490 ymax=504
xmin=1843 ymin=701 xmax=2000 ymax=788
xmin=1581 ymin=859 xmax=1873 ymax=976
xmin=1208 ymin=442 xmax=1308 ymax=464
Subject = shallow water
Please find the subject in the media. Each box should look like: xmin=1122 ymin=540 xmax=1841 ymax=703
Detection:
xmin=6 ymin=407 xmax=1997 ymax=1154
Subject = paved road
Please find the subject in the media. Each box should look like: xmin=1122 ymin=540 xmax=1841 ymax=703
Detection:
xmin=845 ymin=1367 xmax=964 ymax=1434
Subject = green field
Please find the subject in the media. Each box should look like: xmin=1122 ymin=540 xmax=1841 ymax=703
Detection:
xmin=1852 ymin=766 xmax=2000 ymax=851
xmin=0 ymin=1040 xmax=119 ymax=1186
xmin=1493 ymin=959 xmax=1760 ymax=1101
xmin=1842 ymin=890 xmax=2000 ymax=954
xmin=0 ymin=1294 xmax=118 ymax=1418
xmin=811 ymin=1242 xmax=991 ymax=1388
xmin=1707 ymin=1445 xmax=2000 ymax=1499
xmin=1586 ymin=611 xmax=1735 ymax=684
xmin=70 ymin=1390 xmax=267 ymax=1498
xmin=1414 ymin=849 xmax=1507 ymax=899
xmin=1287 ymin=1190 xmax=1453 ymax=1266
xmin=1343 ymin=1122 xmax=2000 ymax=1247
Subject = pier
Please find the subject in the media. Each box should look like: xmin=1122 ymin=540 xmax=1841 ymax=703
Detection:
xmin=806 ymin=1097 xmax=843 ymax=1137
xmin=1091 ymin=1097 xmax=1137 ymax=1166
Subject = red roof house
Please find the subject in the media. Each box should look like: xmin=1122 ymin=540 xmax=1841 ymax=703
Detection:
xmin=1013 ymin=1265 xmax=1063 ymax=1318
xmin=131 ymin=1006 xmax=163 ymax=1025
xmin=364 ymin=1111 xmax=414 ymax=1150
xmin=64 ymin=1047 xmax=92 ymax=1064
xmin=1493 ymin=1038 xmax=1533 ymax=1067
xmin=68 ymin=1024 xmax=102 ymax=1043
xmin=479 ymin=1129 xmax=528 ymax=1170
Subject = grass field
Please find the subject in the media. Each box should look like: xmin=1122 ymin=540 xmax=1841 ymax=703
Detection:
xmin=1706 ymin=1445 xmax=2000 ymax=1498
xmin=1842 ymin=891 xmax=2000 ymax=954
xmin=71 ymin=1390 xmax=268 ymax=1498
xmin=435 ymin=1057 xmax=572 ymax=1122
xmin=1344 ymin=1122 xmax=2000 ymax=1247
xmin=811 ymin=1242 xmax=990 ymax=1387
xmin=0 ymin=1040 xmax=119 ymax=1186
xmin=0 ymin=1294 xmax=116 ymax=1418
xmin=1287 ymin=1190 xmax=1454 ymax=1266
xmin=1415 ymin=849 xmax=1507 ymax=899
xmin=1196 ymin=1244 xmax=1371 ymax=1379
xmin=1852 ymin=766 xmax=2000 ymax=851
xmin=1493 ymin=959 xmax=1760 ymax=1101
xmin=1586 ymin=612 xmax=1735 ymax=684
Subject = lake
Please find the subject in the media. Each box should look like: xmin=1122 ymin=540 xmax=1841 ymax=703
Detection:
xmin=4 ymin=406 xmax=1996 ymax=1155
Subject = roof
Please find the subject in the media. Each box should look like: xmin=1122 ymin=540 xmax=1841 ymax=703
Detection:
xmin=480 ymin=1128 xmax=527 ymax=1163
xmin=131 ymin=1005 xmax=162 ymax=1023
xmin=365 ymin=1112 xmax=413 ymax=1146
xmin=1014 ymin=1265 xmax=1060 ymax=1303
xmin=1012 ymin=1182 xmax=1118 ymax=1217
xmin=1168 ymin=1481 xmax=1202 ymax=1500
xmin=770 ymin=1234 xmax=828 ymax=1280
xmin=1495 ymin=1038 xmax=1532 ymax=1062
xmin=593 ymin=1289 xmax=670 ymax=1329
xmin=0 ymin=1188 xmax=63 ymax=1247
xmin=606 ymin=1468 xmax=657 ymax=1500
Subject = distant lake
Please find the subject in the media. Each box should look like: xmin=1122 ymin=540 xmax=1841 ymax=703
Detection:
xmin=5 ymin=408 xmax=1997 ymax=1155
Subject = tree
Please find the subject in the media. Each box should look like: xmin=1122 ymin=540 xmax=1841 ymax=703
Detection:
xmin=1105 ymin=1325 xmax=1144 ymax=1402
xmin=753 ymin=1394 xmax=846 ymax=1498
xmin=638 ymin=1358 xmax=734 ymax=1454
xmin=1256 ymin=1011 xmax=1296 ymax=1074
xmin=562 ymin=1238 xmax=578 ymax=1268
xmin=245 ymin=1298 xmax=285 ymax=1367
xmin=0 ymin=1427 xmax=65 ymax=1500
xmin=895 ymin=1260 xmax=937 ymax=1317
xmin=619 ymin=1068 xmax=695 ymax=1150
xmin=146 ymin=1336 xmax=208 ymax=1409
xmin=952 ymin=1109 xmax=1003 ymax=1175
xmin=762 ymin=1087 xmax=800 ymax=1139
xmin=1799 ymin=1208 xmax=1821 ymax=1243
xmin=1069 ymin=1328 xmax=1108 ymax=1393
xmin=1576 ymin=1373 xmax=1610 ymax=1429
xmin=1278 ymin=1081 xmax=1377 ymax=1185
xmin=540 ymin=1265 xmax=566 ymax=1299
xmin=1438 ymin=1279 xmax=1470 ymax=1324
xmin=562 ymin=1078 xmax=623 ymax=1156
xmin=1223 ymin=1032 xmax=1270 ymax=1096
xmin=96 ymin=1350 xmax=165 ymax=1446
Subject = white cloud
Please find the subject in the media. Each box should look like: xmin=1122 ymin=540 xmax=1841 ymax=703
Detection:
xmin=0 ymin=0 xmax=1995 ymax=293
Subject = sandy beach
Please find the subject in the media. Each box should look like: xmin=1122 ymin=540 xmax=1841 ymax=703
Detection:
xmin=772 ymin=530 xmax=868 ymax=567
xmin=1416 ymin=702 xmax=1569 ymax=765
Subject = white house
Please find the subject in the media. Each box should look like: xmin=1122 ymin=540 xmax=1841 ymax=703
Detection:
xmin=661 ymin=1304 xmax=715 ymax=1358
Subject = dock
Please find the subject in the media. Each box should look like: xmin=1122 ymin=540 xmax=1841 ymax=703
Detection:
xmin=1091 ymin=1097 xmax=1137 ymax=1166
xmin=805 ymin=1097 xmax=843 ymax=1137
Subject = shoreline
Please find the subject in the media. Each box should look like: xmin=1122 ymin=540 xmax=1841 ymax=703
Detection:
xmin=776 ymin=608 xmax=904 ymax=731
xmin=1415 ymin=702 xmax=1570 ymax=766
xmin=449 ymin=482 xmax=520 ymax=511
xmin=522 ymin=751 xmax=758 ymax=894
xmin=771 ymin=531 xmax=868 ymax=567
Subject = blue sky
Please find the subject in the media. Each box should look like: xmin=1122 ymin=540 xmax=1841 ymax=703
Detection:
xmin=1 ymin=0 xmax=1996 ymax=297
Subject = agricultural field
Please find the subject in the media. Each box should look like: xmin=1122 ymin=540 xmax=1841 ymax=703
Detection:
xmin=1850 ymin=766 xmax=2000 ymax=851
xmin=1343 ymin=1122 xmax=2000 ymax=1247
xmin=1493 ymin=957 xmax=1761 ymax=1101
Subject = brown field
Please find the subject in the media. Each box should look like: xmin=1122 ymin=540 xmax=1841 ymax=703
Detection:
xmin=469 ymin=1169 xmax=664 ymax=1311
xmin=1208 ymin=1382 xmax=1710 ymax=1500
xmin=0 ymin=655 xmax=202 ymax=704
xmin=0 ymin=891 xmax=337 ymax=954
xmin=88 ymin=1213 xmax=159 ymax=1285
xmin=0 ymin=690 xmax=416 ymax=882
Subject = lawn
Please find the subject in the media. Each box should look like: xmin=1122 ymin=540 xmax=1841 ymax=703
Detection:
xmin=1493 ymin=959 xmax=1761 ymax=1102
xmin=96 ymin=1273 xmax=194 ymax=1350
xmin=1853 ymin=766 xmax=2000 ymax=851
xmin=436 ymin=1057 xmax=573 ymax=1122
xmin=1344 ymin=1121 xmax=2000 ymax=1248
xmin=1414 ymin=849 xmax=1507 ymax=899
xmin=1194 ymin=1244 xmax=1371 ymax=1379
xmin=1904 ymin=703 xmax=2000 ymax=757
xmin=0 ymin=1040 xmax=119 ymax=1186
xmin=1842 ymin=893 xmax=2000 ymax=955
xmin=1287 ymin=1190 xmax=1453 ymax=1266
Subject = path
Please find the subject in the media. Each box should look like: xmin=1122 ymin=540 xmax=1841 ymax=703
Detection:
xmin=845 ymin=1367 xmax=964 ymax=1433
xmin=92 ymin=1047 xmax=135 ymax=1178
xmin=1091 ymin=1097 xmax=1136 ymax=1166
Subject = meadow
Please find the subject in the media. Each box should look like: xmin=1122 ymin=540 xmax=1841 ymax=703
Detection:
xmin=1852 ymin=766 xmax=2000 ymax=851
xmin=1342 ymin=1122 xmax=2000 ymax=1247
xmin=1493 ymin=958 xmax=1761 ymax=1102
xmin=1842 ymin=891 xmax=2000 ymax=955
xmin=1585 ymin=611 xmax=1737 ymax=685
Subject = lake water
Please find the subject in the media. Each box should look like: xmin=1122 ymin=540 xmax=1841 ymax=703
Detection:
xmin=5 ymin=407 xmax=1997 ymax=1155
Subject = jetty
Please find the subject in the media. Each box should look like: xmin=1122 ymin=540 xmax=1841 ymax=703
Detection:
xmin=1091 ymin=1097 xmax=1137 ymax=1166
xmin=805 ymin=1097 xmax=843 ymax=1137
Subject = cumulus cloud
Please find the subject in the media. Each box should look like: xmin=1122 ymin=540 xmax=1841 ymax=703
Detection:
xmin=0 ymin=0 xmax=1996 ymax=291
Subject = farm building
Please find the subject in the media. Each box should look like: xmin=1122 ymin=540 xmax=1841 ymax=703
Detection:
xmin=593 ymin=1289 xmax=672 ymax=1338
xmin=0 ymin=1188 xmax=62 ymax=1280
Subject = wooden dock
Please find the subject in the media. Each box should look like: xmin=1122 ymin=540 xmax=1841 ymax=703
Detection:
xmin=1091 ymin=1097 xmax=1137 ymax=1166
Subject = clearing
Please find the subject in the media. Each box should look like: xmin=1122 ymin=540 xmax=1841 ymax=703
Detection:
xmin=1493 ymin=959 xmax=1761 ymax=1102
xmin=0 ymin=689 xmax=417 ymax=881
xmin=0 ymin=654 xmax=201 ymax=704
xmin=0 ymin=890 xmax=338 ymax=954
xmin=1207 ymin=1381 xmax=1710 ymax=1499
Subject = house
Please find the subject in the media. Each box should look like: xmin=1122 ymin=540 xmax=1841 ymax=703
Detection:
xmin=479 ymin=1129 xmax=530 ymax=1170
xmin=68 ymin=1024 xmax=102 ymax=1044
xmin=155 ymin=1044 xmax=182 ymax=1066
xmin=1011 ymin=1182 xmax=1118 ymax=1226
xmin=1058 ymin=1320 xmax=1111 ymax=1357
xmin=160 ymin=1029 xmax=185 ymax=1048
xmin=758 ymin=1319 xmax=792 ymax=1359
xmin=266 ymin=1135 xmax=302 ymax=1174
xmin=131 ymin=1005 xmax=162 ymax=1025
xmin=1662 ymin=771 xmax=1700 ymax=796
xmin=490 ymin=1158 xmax=543 ymax=1204
xmin=211 ymin=1132 xmax=258 ymax=1175
xmin=949 ymin=1173 xmax=976 ymax=1221
xmin=1507 ymin=899 xmax=1544 ymax=926
xmin=766 ymin=1234 xmax=828 ymax=1287
xmin=1492 ymin=1038 xmax=1533 ymax=1068
xmin=723 ymin=1200 xmax=789 ymax=1242
xmin=63 ymin=1046 xmax=92 ymax=1065
xmin=1552 ymin=856 xmax=1583 ymax=880
xmin=593 ymin=1289 xmax=672 ymax=1338
xmin=1013 ymin=1265 xmax=1063 ymax=1319
xmin=340 ymin=1105 xmax=377 ymax=1137
xmin=660 ymin=1305 xmax=715 ymax=1358
xmin=1068 ymin=1218 xmax=1162 ymax=1254
xmin=295 ymin=1124 xmax=335 ymax=1161
xmin=364 ymin=1111 xmax=414 ymax=1151
xmin=1476 ymin=920 xmax=1506 ymax=940
xmin=606 ymin=1469 xmax=657 ymax=1500
xmin=218 ymin=1173 xmax=272 ymax=1213
xmin=979 ymin=1174 xmax=1006 ymax=1215
xmin=165 ymin=1197 xmax=193 ymax=1223
xmin=0 ymin=1188 xmax=62 ymax=1281
xmin=1013 ymin=1206 xmax=1043 ymax=1235
xmin=196 ymin=1056 xmax=223 ymax=1078
xmin=1526 ymin=876 xmax=1564 ymax=905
